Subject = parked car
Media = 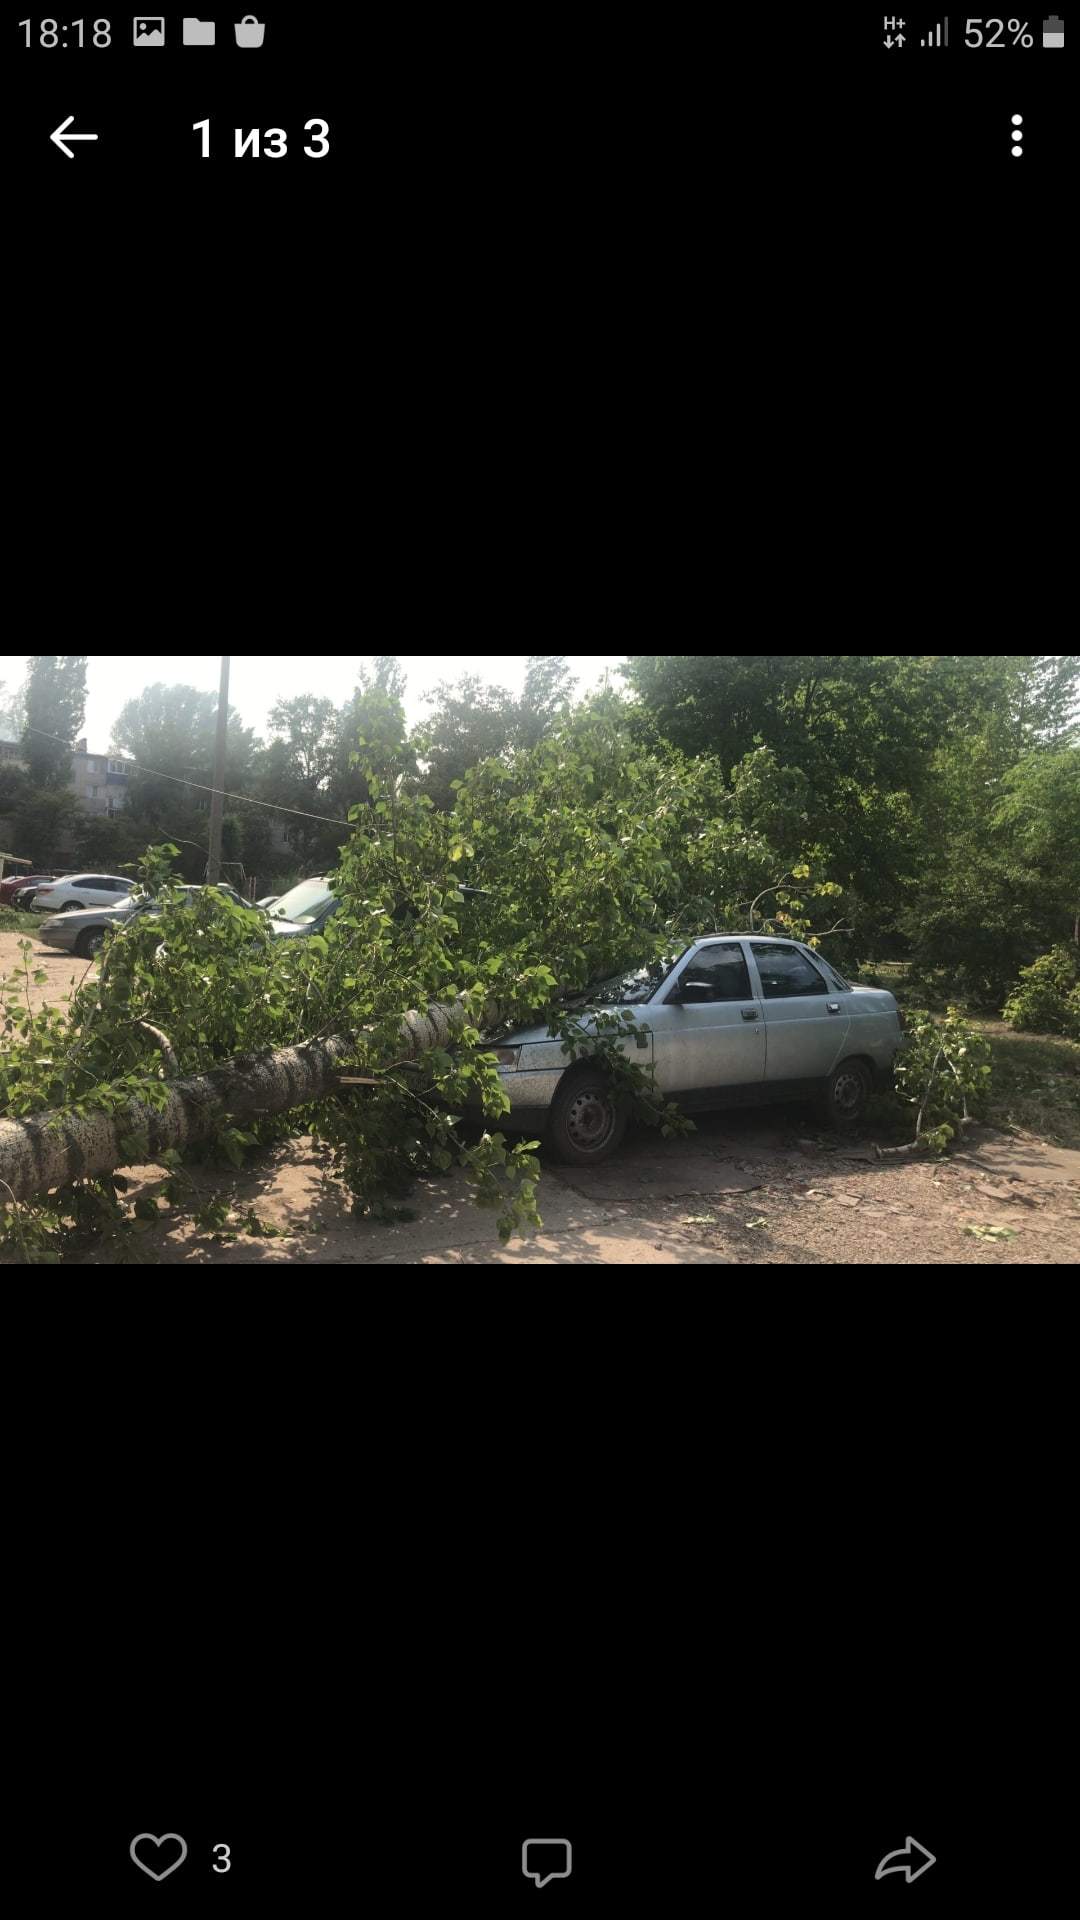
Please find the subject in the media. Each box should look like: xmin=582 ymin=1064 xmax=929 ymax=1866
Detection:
xmin=255 ymin=894 xmax=280 ymax=910
xmin=30 ymin=873 xmax=136 ymax=914
xmin=0 ymin=871 xmax=61 ymax=908
xmin=36 ymin=883 xmax=253 ymax=958
xmin=265 ymin=877 xmax=341 ymax=939
xmin=484 ymin=935 xmax=906 ymax=1165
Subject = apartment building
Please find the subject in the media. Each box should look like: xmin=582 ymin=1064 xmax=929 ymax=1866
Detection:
xmin=69 ymin=738 xmax=130 ymax=818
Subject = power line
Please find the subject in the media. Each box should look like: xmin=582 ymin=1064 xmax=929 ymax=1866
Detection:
xmin=17 ymin=727 xmax=353 ymax=829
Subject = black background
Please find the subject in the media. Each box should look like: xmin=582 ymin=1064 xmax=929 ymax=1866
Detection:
xmin=13 ymin=1300 xmax=1068 ymax=1911
xmin=8 ymin=4 xmax=350 ymax=623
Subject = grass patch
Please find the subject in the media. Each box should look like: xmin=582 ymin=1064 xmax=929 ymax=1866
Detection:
xmin=857 ymin=960 xmax=1080 ymax=1150
xmin=0 ymin=909 xmax=42 ymax=934
xmin=971 ymin=1020 xmax=1080 ymax=1149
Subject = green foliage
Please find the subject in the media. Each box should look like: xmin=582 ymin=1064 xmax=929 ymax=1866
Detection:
xmin=20 ymin=654 xmax=88 ymax=786
xmin=10 ymin=784 xmax=84 ymax=869
xmin=1002 ymin=945 xmax=1080 ymax=1040
xmin=622 ymin=655 xmax=1080 ymax=969
xmin=74 ymin=810 xmax=149 ymax=870
xmin=894 ymin=1007 xmax=993 ymax=1152
xmin=111 ymin=682 xmax=259 ymax=878
xmin=413 ymin=656 xmax=578 ymax=809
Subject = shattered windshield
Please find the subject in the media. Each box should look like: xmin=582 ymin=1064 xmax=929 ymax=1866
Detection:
xmin=269 ymin=880 xmax=334 ymax=924
xmin=579 ymin=953 xmax=685 ymax=1006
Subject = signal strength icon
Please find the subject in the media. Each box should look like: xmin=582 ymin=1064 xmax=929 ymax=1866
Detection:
xmin=920 ymin=18 xmax=949 ymax=44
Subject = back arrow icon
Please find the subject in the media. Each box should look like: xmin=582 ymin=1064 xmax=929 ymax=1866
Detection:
xmin=51 ymin=115 xmax=99 ymax=159
xmin=875 ymin=1836 xmax=936 ymax=1883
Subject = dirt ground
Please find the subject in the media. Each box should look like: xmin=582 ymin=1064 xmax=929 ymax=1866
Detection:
xmin=0 ymin=927 xmax=94 ymax=1013
xmin=3 ymin=929 xmax=1078 ymax=1265
xmin=52 ymin=1109 xmax=1080 ymax=1267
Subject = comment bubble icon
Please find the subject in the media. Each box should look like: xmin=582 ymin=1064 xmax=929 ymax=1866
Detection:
xmin=522 ymin=1838 xmax=572 ymax=1888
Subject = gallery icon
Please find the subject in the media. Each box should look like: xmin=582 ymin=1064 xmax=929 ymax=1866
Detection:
xmin=133 ymin=16 xmax=165 ymax=44
xmin=183 ymin=17 xmax=216 ymax=44
xmin=235 ymin=14 xmax=266 ymax=45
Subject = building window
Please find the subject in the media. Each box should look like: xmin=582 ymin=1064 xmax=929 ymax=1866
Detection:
xmin=108 ymin=759 xmax=129 ymax=776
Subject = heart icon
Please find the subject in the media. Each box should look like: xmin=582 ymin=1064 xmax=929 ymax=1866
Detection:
xmin=129 ymin=1833 xmax=188 ymax=1881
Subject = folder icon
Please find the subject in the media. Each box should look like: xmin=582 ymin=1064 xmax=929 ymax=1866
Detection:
xmin=183 ymin=17 xmax=216 ymax=44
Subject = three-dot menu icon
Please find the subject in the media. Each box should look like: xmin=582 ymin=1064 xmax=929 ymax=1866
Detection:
xmin=1011 ymin=113 xmax=1024 ymax=155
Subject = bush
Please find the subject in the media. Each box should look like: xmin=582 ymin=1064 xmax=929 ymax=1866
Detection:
xmin=1002 ymin=944 xmax=1080 ymax=1040
xmin=893 ymin=1007 xmax=992 ymax=1151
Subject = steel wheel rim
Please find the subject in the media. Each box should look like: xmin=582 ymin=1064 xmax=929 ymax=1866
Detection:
xmin=834 ymin=1069 xmax=864 ymax=1113
xmin=566 ymin=1088 xmax=616 ymax=1152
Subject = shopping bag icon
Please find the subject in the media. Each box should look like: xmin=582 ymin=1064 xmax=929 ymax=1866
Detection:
xmin=234 ymin=13 xmax=265 ymax=46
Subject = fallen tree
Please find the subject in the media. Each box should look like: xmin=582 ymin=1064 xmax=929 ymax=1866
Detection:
xmin=0 ymin=996 xmax=494 ymax=1207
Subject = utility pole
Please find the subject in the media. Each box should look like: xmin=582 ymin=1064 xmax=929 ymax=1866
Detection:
xmin=207 ymin=654 xmax=230 ymax=884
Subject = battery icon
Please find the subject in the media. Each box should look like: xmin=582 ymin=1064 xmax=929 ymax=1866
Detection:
xmin=1042 ymin=15 xmax=1064 ymax=46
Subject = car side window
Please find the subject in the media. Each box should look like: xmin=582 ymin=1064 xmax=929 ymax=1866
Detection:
xmin=676 ymin=943 xmax=753 ymax=1001
xmin=751 ymin=943 xmax=828 ymax=999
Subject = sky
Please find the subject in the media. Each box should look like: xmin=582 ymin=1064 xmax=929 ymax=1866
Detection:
xmin=0 ymin=655 xmax=629 ymax=750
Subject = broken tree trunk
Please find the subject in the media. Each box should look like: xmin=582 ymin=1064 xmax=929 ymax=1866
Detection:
xmin=0 ymin=994 xmax=500 ymax=1206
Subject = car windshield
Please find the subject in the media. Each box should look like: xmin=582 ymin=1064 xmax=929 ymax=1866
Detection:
xmin=268 ymin=879 xmax=334 ymax=924
xmin=580 ymin=953 xmax=684 ymax=1006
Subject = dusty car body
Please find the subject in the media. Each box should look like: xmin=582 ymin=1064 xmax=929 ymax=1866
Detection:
xmin=36 ymin=883 xmax=252 ymax=958
xmin=488 ymin=936 xmax=905 ymax=1165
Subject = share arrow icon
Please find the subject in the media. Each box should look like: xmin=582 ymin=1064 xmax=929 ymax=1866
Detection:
xmin=51 ymin=115 xmax=99 ymax=159
xmin=874 ymin=1835 xmax=937 ymax=1882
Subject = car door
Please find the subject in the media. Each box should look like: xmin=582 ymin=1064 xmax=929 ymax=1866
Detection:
xmin=748 ymin=942 xmax=852 ymax=1085
xmin=648 ymin=941 xmax=766 ymax=1096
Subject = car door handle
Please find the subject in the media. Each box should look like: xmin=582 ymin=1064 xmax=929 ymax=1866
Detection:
xmin=827 ymin=1001 xmax=841 ymax=1013
xmin=741 ymin=1008 xmax=759 ymax=1021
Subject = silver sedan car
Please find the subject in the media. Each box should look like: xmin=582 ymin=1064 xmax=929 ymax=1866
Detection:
xmin=488 ymin=935 xmax=905 ymax=1165
xmin=36 ymin=884 xmax=252 ymax=959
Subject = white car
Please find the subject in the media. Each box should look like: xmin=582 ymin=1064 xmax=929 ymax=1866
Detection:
xmin=30 ymin=872 xmax=137 ymax=913
xmin=488 ymin=935 xmax=906 ymax=1164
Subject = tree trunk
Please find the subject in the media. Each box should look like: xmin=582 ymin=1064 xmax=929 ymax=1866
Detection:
xmin=0 ymin=994 xmax=500 ymax=1206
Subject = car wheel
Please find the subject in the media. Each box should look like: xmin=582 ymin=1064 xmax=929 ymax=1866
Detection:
xmin=819 ymin=1058 xmax=871 ymax=1129
xmin=54 ymin=901 xmax=81 ymax=913
xmin=75 ymin=928 xmax=106 ymax=958
xmin=545 ymin=1069 xmax=628 ymax=1166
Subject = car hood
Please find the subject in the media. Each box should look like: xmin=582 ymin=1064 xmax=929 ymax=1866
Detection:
xmin=497 ymin=1009 xmax=643 ymax=1045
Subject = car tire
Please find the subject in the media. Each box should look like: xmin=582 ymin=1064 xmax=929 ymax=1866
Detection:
xmin=818 ymin=1058 xmax=872 ymax=1129
xmin=53 ymin=901 xmax=81 ymax=913
xmin=545 ymin=1069 xmax=628 ymax=1167
xmin=75 ymin=928 xmax=106 ymax=958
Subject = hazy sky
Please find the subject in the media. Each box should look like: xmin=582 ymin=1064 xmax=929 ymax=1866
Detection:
xmin=1 ymin=655 xmax=628 ymax=750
